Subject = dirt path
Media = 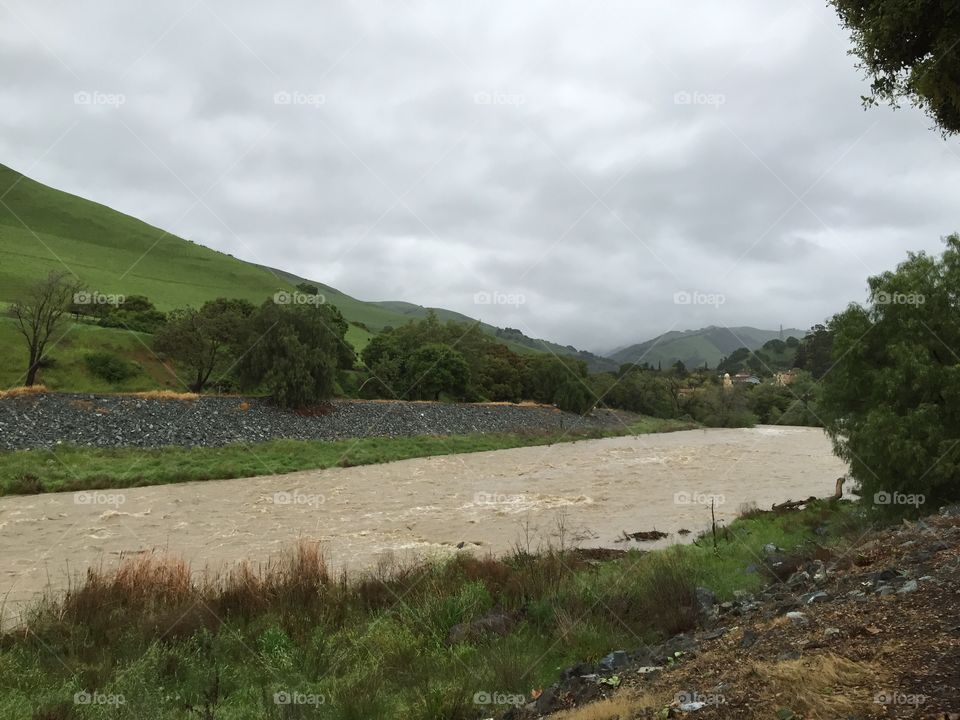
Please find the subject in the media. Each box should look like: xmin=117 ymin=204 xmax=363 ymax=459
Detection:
xmin=0 ymin=426 xmax=846 ymax=620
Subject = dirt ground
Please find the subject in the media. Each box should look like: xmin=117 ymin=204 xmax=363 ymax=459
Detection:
xmin=543 ymin=511 xmax=960 ymax=720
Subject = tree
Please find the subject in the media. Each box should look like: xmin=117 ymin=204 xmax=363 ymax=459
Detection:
xmin=553 ymin=379 xmax=592 ymax=415
xmin=820 ymin=234 xmax=960 ymax=511
xmin=154 ymin=298 xmax=255 ymax=392
xmin=830 ymin=0 xmax=960 ymax=136
xmin=793 ymin=324 xmax=834 ymax=379
xmin=239 ymin=301 xmax=353 ymax=408
xmin=476 ymin=343 xmax=523 ymax=402
xmin=9 ymin=271 xmax=81 ymax=386
xmin=404 ymin=343 xmax=470 ymax=400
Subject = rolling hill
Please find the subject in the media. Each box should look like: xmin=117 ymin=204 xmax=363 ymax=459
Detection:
xmin=0 ymin=162 xmax=606 ymax=366
xmin=610 ymin=325 xmax=807 ymax=370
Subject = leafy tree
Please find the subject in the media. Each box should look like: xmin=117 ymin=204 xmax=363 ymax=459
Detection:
xmin=820 ymin=234 xmax=960 ymax=510
xmin=154 ymin=298 xmax=255 ymax=392
xmin=793 ymin=324 xmax=834 ymax=378
xmin=830 ymin=0 xmax=960 ymax=136
xmin=476 ymin=343 xmax=523 ymax=402
xmin=717 ymin=347 xmax=751 ymax=374
xmin=121 ymin=295 xmax=156 ymax=313
xmin=296 ymin=282 xmax=320 ymax=296
xmin=762 ymin=338 xmax=787 ymax=354
xmin=685 ymin=385 xmax=756 ymax=428
xmin=9 ymin=271 xmax=82 ymax=386
xmin=553 ymin=379 xmax=593 ymax=415
xmin=404 ymin=343 xmax=470 ymax=400
xmin=521 ymin=355 xmax=587 ymax=405
xmin=239 ymin=301 xmax=353 ymax=408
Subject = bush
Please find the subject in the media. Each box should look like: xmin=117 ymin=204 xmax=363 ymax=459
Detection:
xmin=84 ymin=352 xmax=137 ymax=383
xmin=553 ymin=379 xmax=593 ymax=415
xmin=820 ymin=234 xmax=960 ymax=512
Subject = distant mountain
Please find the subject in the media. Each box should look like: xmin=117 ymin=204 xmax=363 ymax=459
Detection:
xmin=610 ymin=326 xmax=807 ymax=370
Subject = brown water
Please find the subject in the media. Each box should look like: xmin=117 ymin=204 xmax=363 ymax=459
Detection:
xmin=0 ymin=426 xmax=846 ymax=621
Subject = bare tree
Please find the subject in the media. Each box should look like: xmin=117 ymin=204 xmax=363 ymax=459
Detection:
xmin=9 ymin=271 xmax=81 ymax=386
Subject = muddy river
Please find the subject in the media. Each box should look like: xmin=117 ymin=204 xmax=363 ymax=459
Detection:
xmin=0 ymin=426 xmax=847 ymax=621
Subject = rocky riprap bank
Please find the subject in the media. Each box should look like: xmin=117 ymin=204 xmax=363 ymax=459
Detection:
xmin=0 ymin=394 xmax=633 ymax=451
xmin=500 ymin=505 xmax=960 ymax=719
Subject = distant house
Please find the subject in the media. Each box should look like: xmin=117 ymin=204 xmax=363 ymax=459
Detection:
xmin=775 ymin=370 xmax=798 ymax=386
xmin=732 ymin=372 xmax=760 ymax=385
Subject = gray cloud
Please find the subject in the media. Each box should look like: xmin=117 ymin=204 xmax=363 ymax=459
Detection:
xmin=2 ymin=0 xmax=958 ymax=353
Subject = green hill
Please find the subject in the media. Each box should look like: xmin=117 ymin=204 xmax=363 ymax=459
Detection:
xmin=0 ymin=162 xmax=612 ymax=389
xmin=610 ymin=326 xmax=806 ymax=370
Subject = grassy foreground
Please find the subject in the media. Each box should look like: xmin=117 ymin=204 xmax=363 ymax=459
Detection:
xmin=0 ymin=502 xmax=862 ymax=720
xmin=1 ymin=416 xmax=696 ymax=496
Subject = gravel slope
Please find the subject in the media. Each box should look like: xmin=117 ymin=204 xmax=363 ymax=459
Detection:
xmin=0 ymin=394 xmax=633 ymax=450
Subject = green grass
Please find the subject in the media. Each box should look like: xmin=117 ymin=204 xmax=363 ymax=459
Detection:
xmin=0 ymin=162 xmax=591 ymax=390
xmin=0 ymin=165 xmax=300 ymax=311
xmin=0 ymin=416 xmax=696 ymax=495
xmin=0 ymin=502 xmax=862 ymax=720
xmin=0 ymin=316 xmax=176 ymax=392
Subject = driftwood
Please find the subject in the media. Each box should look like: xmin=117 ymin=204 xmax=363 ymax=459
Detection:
xmin=617 ymin=529 xmax=669 ymax=542
xmin=772 ymin=477 xmax=846 ymax=512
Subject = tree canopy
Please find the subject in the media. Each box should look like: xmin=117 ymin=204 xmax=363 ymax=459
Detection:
xmin=820 ymin=234 xmax=960 ymax=511
xmin=831 ymin=0 xmax=960 ymax=135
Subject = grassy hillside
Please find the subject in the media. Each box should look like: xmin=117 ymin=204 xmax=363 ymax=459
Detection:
xmin=0 ymin=317 xmax=173 ymax=392
xmin=611 ymin=325 xmax=806 ymax=369
xmin=0 ymin=165 xmax=297 ymax=311
xmin=0 ymin=162 xmax=612 ymax=388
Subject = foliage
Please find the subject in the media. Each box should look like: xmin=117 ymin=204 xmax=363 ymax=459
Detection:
xmin=154 ymin=298 xmax=256 ymax=393
xmin=238 ymin=301 xmax=354 ymax=409
xmin=553 ymin=379 xmax=593 ymax=415
xmin=793 ymin=324 xmax=834 ymax=378
xmin=8 ymin=270 xmax=82 ymax=386
xmin=745 ymin=371 xmax=821 ymax=426
xmin=404 ymin=343 xmax=470 ymax=400
xmin=3 ymin=503 xmax=855 ymax=720
xmin=830 ymin=0 xmax=960 ymax=136
xmin=684 ymin=384 xmax=757 ymax=428
xmin=819 ymin=234 xmax=960 ymax=511
xmin=520 ymin=354 xmax=588 ymax=405
xmin=84 ymin=351 xmax=137 ymax=383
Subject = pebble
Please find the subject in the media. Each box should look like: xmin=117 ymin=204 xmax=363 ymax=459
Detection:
xmin=0 ymin=394 xmax=626 ymax=450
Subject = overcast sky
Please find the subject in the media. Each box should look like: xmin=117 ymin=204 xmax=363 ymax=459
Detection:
xmin=2 ymin=1 xmax=958 ymax=353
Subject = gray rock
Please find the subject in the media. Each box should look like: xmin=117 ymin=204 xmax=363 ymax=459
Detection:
xmin=785 ymin=611 xmax=808 ymax=625
xmin=0 ymin=394 xmax=627 ymax=451
xmin=695 ymin=586 xmax=717 ymax=614
xmin=897 ymin=580 xmax=918 ymax=594
xmin=799 ymin=591 xmax=829 ymax=604
xmin=598 ymin=650 xmax=629 ymax=672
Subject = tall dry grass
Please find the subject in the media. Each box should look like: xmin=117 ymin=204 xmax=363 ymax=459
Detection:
xmin=0 ymin=384 xmax=48 ymax=398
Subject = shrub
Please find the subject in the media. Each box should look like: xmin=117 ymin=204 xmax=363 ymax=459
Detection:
xmin=553 ymin=379 xmax=593 ymax=415
xmin=820 ymin=234 xmax=960 ymax=512
xmin=84 ymin=352 xmax=137 ymax=383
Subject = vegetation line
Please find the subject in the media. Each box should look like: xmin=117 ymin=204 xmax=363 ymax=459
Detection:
xmin=1 ymin=416 xmax=696 ymax=496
